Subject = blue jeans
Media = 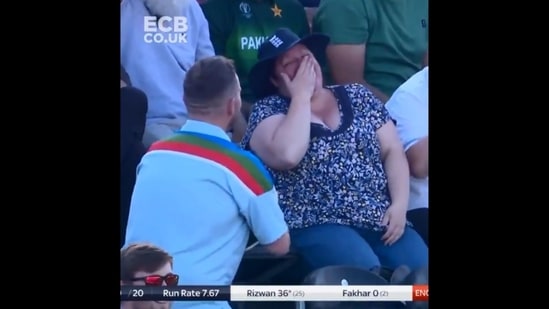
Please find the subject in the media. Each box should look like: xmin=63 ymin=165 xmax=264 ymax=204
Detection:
xmin=290 ymin=224 xmax=428 ymax=272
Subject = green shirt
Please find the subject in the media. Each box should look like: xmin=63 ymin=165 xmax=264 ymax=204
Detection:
xmin=201 ymin=0 xmax=310 ymax=102
xmin=313 ymin=0 xmax=428 ymax=97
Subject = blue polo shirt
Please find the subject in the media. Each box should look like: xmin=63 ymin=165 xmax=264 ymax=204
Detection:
xmin=125 ymin=120 xmax=288 ymax=309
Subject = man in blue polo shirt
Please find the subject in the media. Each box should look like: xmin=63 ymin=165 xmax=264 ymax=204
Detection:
xmin=125 ymin=56 xmax=290 ymax=309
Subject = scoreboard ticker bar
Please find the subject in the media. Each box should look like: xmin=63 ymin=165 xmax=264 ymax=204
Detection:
xmin=121 ymin=286 xmax=230 ymax=301
xmin=121 ymin=285 xmax=428 ymax=302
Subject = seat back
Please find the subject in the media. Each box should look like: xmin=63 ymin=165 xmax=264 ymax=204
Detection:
xmin=302 ymin=266 xmax=404 ymax=309
xmin=390 ymin=266 xmax=428 ymax=309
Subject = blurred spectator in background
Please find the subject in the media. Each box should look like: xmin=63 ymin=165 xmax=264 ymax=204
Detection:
xmin=313 ymin=0 xmax=428 ymax=103
xmin=298 ymin=0 xmax=319 ymax=6
xmin=125 ymin=56 xmax=290 ymax=309
xmin=297 ymin=0 xmax=319 ymax=30
xmin=121 ymin=0 xmax=215 ymax=148
xmin=385 ymin=67 xmax=429 ymax=246
xmin=120 ymin=67 xmax=147 ymax=248
xmin=121 ymin=243 xmax=178 ymax=309
xmin=201 ymin=0 xmax=309 ymax=141
xmin=242 ymin=28 xmax=428 ymax=274
xmin=121 ymin=65 xmax=132 ymax=86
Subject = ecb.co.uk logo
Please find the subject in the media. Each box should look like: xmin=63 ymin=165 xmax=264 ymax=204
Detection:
xmin=143 ymin=16 xmax=188 ymax=44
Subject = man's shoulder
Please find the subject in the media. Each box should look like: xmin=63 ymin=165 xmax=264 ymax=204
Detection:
xmin=314 ymin=0 xmax=370 ymax=30
xmin=151 ymin=132 xmax=274 ymax=196
xmin=387 ymin=68 xmax=428 ymax=107
xmin=221 ymin=147 xmax=275 ymax=197
xmin=182 ymin=0 xmax=210 ymax=19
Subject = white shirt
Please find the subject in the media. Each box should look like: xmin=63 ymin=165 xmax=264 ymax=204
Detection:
xmin=385 ymin=67 xmax=428 ymax=211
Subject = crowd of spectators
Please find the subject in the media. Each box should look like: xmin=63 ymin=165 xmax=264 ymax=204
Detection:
xmin=121 ymin=1 xmax=428 ymax=308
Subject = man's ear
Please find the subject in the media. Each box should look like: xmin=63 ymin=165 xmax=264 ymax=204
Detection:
xmin=226 ymin=97 xmax=237 ymax=117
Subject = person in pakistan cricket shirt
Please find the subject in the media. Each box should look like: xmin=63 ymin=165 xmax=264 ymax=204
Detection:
xmin=201 ymin=0 xmax=309 ymax=119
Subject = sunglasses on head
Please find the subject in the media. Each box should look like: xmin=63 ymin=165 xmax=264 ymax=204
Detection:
xmin=131 ymin=273 xmax=179 ymax=286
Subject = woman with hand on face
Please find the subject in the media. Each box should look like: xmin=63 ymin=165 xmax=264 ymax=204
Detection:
xmin=241 ymin=28 xmax=428 ymax=274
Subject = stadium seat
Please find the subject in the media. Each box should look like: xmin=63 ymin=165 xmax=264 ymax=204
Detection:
xmin=297 ymin=265 xmax=404 ymax=309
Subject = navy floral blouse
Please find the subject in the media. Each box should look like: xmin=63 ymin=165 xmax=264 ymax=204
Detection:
xmin=241 ymin=83 xmax=392 ymax=231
